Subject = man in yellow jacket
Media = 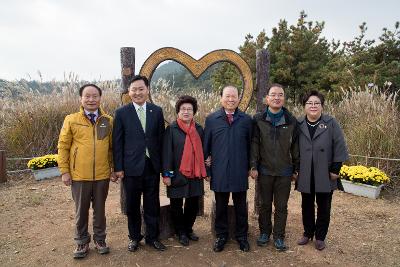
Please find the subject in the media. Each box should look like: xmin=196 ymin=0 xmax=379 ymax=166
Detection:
xmin=58 ymin=84 xmax=114 ymax=259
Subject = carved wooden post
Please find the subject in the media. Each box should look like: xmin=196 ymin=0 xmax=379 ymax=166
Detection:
xmin=120 ymin=47 xmax=135 ymax=214
xmin=256 ymin=49 xmax=269 ymax=112
xmin=120 ymin=47 xmax=135 ymax=93
xmin=254 ymin=49 xmax=269 ymax=215
xmin=0 ymin=150 xmax=6 ymax=183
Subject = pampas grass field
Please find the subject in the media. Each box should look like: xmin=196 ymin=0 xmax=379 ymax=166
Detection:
xmin=0 ymin=78 xmax=399 ymax=194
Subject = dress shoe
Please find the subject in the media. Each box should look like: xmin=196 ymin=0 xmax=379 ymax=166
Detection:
xmin=274 ymin=239 xmax=288 ymax=251
xmin=237 ymin=239 xmax=250 ymax=252
xmin=315 ymin=240 xmax=326 ymax=251
xmin=128 ymin=240 xmax=139 ymax=252
xmin=256 ymin=233 xmax=270 ymax=247
xmin=297 ymin=236 xmax=312 ymax=246
xmin=187 ymin=232 xmax=199 ymax=241
xmin=213 ymin=237 xmax=227 ymax=252
xmin=147 ymin=240 xmax=167 ymax=251
xmin=178 ymin=234 xmax=189 ymax=246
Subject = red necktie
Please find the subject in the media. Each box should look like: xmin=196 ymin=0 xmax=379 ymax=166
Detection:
xmin=227 ymin=113 xmax=233 ymax=125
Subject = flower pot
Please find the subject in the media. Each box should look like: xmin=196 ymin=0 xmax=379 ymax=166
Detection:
xmin=32 ymin=167 xmax=61 ymax=181
xmin=341 ymin=179 xmax=384 ymax=199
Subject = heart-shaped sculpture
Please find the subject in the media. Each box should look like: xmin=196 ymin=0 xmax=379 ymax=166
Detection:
xmin=122 ymin=47 xmax=253 ymax=111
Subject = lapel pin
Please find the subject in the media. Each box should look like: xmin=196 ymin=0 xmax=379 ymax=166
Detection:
xmin=319 ymin=123 xmax=327 ymax=129
xmin=150 ymin=109 xmax=153 ymax=112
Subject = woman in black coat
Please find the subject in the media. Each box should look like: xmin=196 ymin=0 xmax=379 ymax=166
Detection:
xmin=296 ymin=90 xmax=349 ymax=251
xmin=162 ymin=95 xmax=206 ymax=246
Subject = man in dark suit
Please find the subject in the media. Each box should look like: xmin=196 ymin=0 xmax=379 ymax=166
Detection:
xmin=203 ymin=85 xmax=253 ymax=252
xmin=112 ymin=75 xmax=166 ymax=252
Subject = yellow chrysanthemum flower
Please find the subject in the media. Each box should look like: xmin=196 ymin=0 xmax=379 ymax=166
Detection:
xmin=27 ymin=154 xmax=58 ymax=170
xmin=340 ymin=165 xmax=390 ymax=186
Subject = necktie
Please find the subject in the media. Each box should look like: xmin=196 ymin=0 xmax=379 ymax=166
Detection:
xmin=88 ymin=113 xmax=96 ymax=125
xmin=137 ymin=106 xmax=150 ymax=157
xmin=227 ymin=113 xmax=233 ymax=125
xmin=137 ymin=106 xmax=146 ymax=132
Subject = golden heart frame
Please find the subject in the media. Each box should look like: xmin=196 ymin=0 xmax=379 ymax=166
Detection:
xmin=122 ymin=47 xmax=253 ymax=111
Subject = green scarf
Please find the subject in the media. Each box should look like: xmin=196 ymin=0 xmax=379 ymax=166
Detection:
xmin=267 ymin=108 xmax=284 ymax=126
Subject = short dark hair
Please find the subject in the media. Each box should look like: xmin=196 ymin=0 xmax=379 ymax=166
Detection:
xmin=175 ymin=95 xmax=198 ymax=114
xmin=301 ymin=90 xmax=325 ymax=106
xmin=266 ymin=83 xmax=284 ymax=95
xmin=79 ymin=83 xmax=102 ymax=96
xmin=220 ymin=85 xmax=239 ymax=97
xmin=128 ymin=75 xmax=149 ymax=88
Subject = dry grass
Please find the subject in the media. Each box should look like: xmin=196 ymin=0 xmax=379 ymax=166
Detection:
xmin=151 ymin=79 xmax=222 ymax=126
xmin=0 ymin=81 xmax=399 ymax=193
xmin=0 ymin=79 xmax=121 ymax=157
xmin=289 ymin=86 xmax=400 ymax=194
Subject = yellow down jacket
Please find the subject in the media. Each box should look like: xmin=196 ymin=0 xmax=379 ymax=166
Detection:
xmin=57 ymin=107 xmax=113 ymax=181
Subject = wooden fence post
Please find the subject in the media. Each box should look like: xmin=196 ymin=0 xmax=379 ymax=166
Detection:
xmin=254 ymin=49 xmax=269 ymax=215
xmin=120 ymin=47 xmax=135 ymax=214
xmin=120 ymin=47 xmax=136 ymax=94
xmin=255 ymin=49 xmax=269 ymax=113
xmin=0 ymin=150 xmax=6 ymax=183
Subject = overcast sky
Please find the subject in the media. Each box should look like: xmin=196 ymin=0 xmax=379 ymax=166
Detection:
xmin=0 ymin=0 xmax=398 ymax=81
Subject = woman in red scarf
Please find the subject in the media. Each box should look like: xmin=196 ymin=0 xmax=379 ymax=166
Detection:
xmin=162 ymin=95 xmax=207 ymax=246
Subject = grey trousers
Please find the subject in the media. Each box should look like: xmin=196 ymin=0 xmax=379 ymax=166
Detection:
xmin=71 ymin=179 xmax=110 ymax=245
xmin=258 ymin=175 xmax=291 ymax=240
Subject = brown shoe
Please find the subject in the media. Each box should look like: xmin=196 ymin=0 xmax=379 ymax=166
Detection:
xmin=297 ymin=236 xmax=312 ymax=245
xmin=94 ymin=240 xmax=110 ymax=254
xmin=315 ymin=240 xmax=326 ymax=250
xmin=73 ymin=243 xmax=89 ymax=259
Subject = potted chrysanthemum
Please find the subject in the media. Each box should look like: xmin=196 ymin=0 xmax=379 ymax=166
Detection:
xmin=27 ymin=154 xmax=61 ymax=181
xmin=339 ymin=165 xmax=390 ymax=199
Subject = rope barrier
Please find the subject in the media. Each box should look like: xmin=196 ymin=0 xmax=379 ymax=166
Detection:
xmin=349 ymin=154 xmax=400 ymax=162
xmin=4 ymin=154 xmax=399 ymax=174
xmin=7 ymin=169 xmax=31 ymax=174
xmin=6 ymin=157 xmax=34 ymax=161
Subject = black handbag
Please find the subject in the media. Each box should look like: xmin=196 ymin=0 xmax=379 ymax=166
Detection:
xmin=170 ymin=172 xmax=188 ymax=188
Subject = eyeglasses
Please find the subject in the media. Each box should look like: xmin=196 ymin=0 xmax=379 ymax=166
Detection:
xmin=180 ymin=108 xmax=193 ymax=112
xmin=268 ymin=93 xmax=284 ymax=98
xmin=305 ymin=102 xmax=322 ymax=106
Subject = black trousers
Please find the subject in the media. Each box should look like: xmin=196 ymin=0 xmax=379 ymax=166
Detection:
xmin=170 ymin=196 xmax=199 ymax=236
xmin=123 ymin=157 xmax=160 ymax=243
xmin=258 ymin=175 xmax=292 ymax=240
xmin=214 ymin=191 xmax=248 ymax=240
xmin=301 ymin=191 xmax=333 ymax=241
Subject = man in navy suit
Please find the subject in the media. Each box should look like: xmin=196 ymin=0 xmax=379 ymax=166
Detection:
xmin=112 ymin=75 xmax=166 ymax=252
xmin=203 ymin=85 xmax=253 ymax=252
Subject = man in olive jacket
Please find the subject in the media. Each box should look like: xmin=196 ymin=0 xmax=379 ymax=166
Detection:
xmin=250 ymin=83 xmax=299 ymax=251
xmin=58 ymin=84 xmax=113 ymax=259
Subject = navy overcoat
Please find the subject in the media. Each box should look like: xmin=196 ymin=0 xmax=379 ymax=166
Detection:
xmin=203 ymin=108 xmax=252 ymax=192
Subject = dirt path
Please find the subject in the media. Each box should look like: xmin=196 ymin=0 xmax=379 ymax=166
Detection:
xmin=1 ymin=176 xmax=399 ymax=267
